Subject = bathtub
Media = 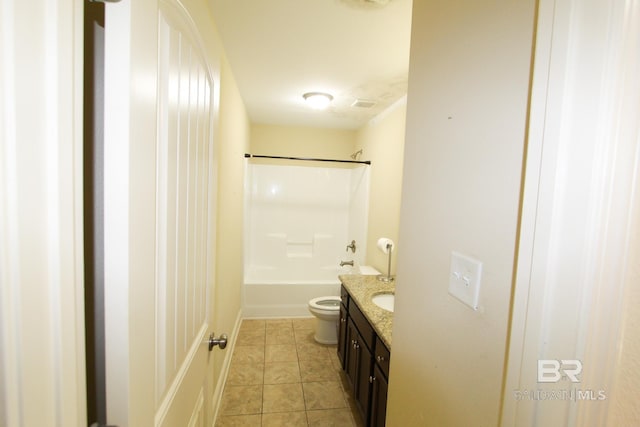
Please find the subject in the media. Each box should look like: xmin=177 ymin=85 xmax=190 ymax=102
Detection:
xmin=242 ymin=265 xmax=379 ymax=318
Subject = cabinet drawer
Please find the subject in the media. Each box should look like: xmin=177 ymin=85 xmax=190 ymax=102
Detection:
xmin=349 ymin=301 xmax=375 ymax=351
xmin=340 ymin=285 xmax=349 ymax=308
xmin=374 ymin=336 xmax=390 ymax=379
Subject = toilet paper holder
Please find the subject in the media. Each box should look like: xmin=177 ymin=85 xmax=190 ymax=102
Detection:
xmin=377 ymin=238 xmax=395 ymax=282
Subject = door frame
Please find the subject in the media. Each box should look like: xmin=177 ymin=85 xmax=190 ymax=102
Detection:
xmin=501 ymin=0 xmax=640 ymax=425
xmin=103 ymin=0 xmax=158 ymax=425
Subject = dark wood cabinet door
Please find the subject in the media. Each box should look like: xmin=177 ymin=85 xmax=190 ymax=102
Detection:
xmin=356 ymin=340 xmax=373 ymax=425
xmin=337 ymin=303 xmax=348 ymax=369
xmin=345 ymin=319 xmax=373 ymax=424
xmin=370 ymin=363 xmax=388 ymax=427
xmin=345 ymin=319 xmax=358 ymax=390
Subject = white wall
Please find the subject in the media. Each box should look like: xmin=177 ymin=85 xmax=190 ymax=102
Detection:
xmin=387 ymin=1 xmax=536 ymax=425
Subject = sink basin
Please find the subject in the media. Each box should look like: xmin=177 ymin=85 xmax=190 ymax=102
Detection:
xmin=372 ymin=293 xmax=395 ymax=312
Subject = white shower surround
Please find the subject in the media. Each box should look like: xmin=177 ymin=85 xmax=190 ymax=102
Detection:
xmin=244 ymin=162 xmax=370 ymax=317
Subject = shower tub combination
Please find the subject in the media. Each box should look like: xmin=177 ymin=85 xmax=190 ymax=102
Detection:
xmin=244 ymin=161 xmax=370 ymax=317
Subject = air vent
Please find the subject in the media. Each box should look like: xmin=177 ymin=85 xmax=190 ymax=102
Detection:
xmin=351 ymin=99 xmax=377 ymax=108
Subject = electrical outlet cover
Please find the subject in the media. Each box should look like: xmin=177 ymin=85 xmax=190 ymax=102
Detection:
xmin=448 ymin=251 xmax=482 ymax=310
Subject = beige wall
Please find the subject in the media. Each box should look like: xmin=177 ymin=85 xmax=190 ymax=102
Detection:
xmin=181 ymin=0 xmax=224 ymax=71
xmin=387 ymin=1 xmax=536 ymax=425
xmin=250 ymin=123 xmax=356 ymax=161
xmin=355 ymin=100 xmax=406 ymax=274
xmin=213 ymin=54 xmax=250 ymax=384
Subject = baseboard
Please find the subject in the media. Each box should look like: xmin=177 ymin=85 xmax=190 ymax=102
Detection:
xmin=210 ymin=309 xmax=243 ymax=427
xmin=243 ymin=303 xmax=311 ymax=318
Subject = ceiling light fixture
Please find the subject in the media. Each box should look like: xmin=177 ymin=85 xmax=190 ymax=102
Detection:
xmin=303 ymin=92 xmax=334 ymax=110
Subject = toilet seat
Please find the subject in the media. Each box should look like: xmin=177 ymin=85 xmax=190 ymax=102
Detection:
xmin=308 ymin=296 xmax=341 ymax=311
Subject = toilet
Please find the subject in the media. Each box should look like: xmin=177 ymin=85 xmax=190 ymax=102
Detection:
xmin=307 ymin=296 xmax=341 ymax=344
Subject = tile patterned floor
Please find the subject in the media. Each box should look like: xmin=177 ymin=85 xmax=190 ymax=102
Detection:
xmin=215 ymin=318 xmax=364 ymax=427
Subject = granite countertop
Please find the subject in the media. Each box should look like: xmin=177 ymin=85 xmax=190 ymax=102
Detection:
xmin=338 ymin=274 xmax=395 ymax=349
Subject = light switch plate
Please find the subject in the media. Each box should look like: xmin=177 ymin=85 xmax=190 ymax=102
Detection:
xmin=448 ymin=251 xmax=482 ymax=310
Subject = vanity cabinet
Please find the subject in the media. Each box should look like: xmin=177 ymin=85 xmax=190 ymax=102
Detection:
xmin=346 ymin=317 xmax=373 ymax=419
xmin=370 ymin=336 xmax=390 ymax=427
xmin=337 ymin=288 xmax=349 ymax=368
xmin=339 ymin=284 xmax=390 ymax=427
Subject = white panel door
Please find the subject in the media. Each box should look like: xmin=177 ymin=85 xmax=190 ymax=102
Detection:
xmin=154 ymin=1 xmax=217 ymax=426
xmin=104 ymin=0 xmax=218 ymax=426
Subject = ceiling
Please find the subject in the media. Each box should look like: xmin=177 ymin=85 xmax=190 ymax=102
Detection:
xmin=208 ymin=0 xmax=413 ymax=130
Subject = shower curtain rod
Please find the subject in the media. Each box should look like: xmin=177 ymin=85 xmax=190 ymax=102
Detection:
xmin=244 ymin=153 xmax=371 ymax=165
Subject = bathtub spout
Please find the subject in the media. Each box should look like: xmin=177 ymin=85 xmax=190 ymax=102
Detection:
xmin=340 ymin=260 xmax=354 ymax=267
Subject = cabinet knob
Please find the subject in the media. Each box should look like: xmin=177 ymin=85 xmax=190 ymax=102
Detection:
xmin=376 ymin=355 xmax=385 ymax=362
xmin=369 ymin=375 xmax=376 ymax=383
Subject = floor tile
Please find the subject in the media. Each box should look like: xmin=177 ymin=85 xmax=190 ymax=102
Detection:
xmin=226 ymin=362 xmax=264 ymax=385
xmin=216 ymin=318 xmax=363 ymax=427
xmin=307 ymin=408 xmax=356 ymax=426
xmin=232 ymin=345 xmax=265 ymax=364
xmin=302 ymin=381 xmax=347 ymax=410
xmin=219 ymin=384 xmax=262 ymax=416
xmin=265 ymin=344 xmax=298 ymax=362
xmin=263 ymin=361 xmax=300 ymax=384
xmin=294 ymin=328 xmax=317 ymax=343
xmin=292 ymin=317 xmax=315 ymax=330
xmin=262 ymin=410 xmax=307 ymax=427
xmin=296 ymin=341 xmax=333 ymax=361
xmin=299 ymin=358 xmax=340 ymax=382
xmin=330 ymin=351 xmax=344 ymax=371
xmin=262 ymin=383 xmax=305 ymax=413
xmin=265 ymin=319 xmax=293 ymax=330
xmin=239 ymin=319 xmax=266 ymax=332
xmin=236 ymin=329 xmax=266 ymax=346
xmin=215 ymin=413 xmax=261 ymax=427
xmin=340 ymin=380 xmax=364 ymax=427
xmin=266 ymin=328 xmax=295 ymax=345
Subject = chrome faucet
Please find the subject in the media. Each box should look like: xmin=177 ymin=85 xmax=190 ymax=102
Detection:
xmin=340 ymin=260 xmax=354 ymax=267
xmin=345 ymin=240 xmax=356 ymax=253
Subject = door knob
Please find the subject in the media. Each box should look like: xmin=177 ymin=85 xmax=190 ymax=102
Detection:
xmin=208 ymin=333 xmax=228 ymax=351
